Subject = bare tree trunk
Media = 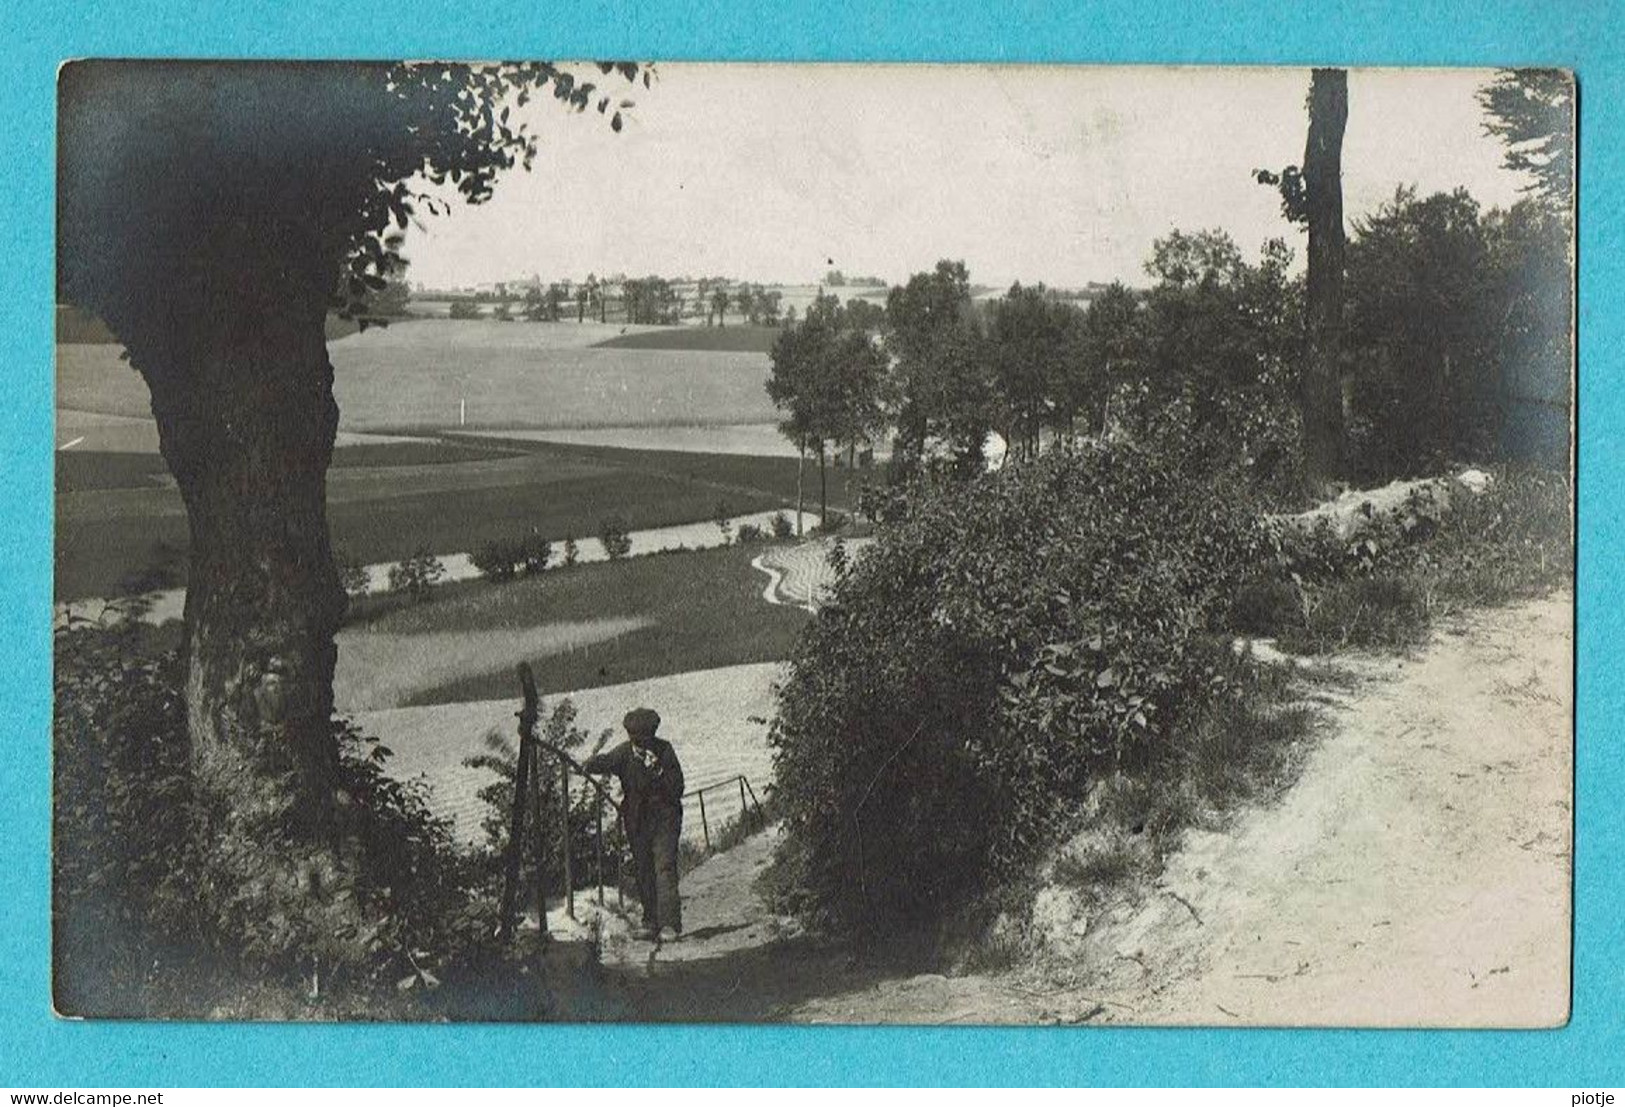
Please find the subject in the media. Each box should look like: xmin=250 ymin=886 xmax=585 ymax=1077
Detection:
xmin=1302 ymin=68 xmax=1349 ymax=486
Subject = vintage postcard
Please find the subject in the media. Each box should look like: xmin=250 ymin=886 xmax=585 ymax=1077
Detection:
xmin=53 ymin=61 xmax=1573 ymax=1025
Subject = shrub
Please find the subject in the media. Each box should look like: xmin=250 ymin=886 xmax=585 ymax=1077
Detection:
xmin=812 ymin=510 xmax=848 ymax=535
xmin=334 ymin=548 xmax=371 ymax=600
xmin=471 ymin=539 xmax=522 ymax=582
xmin=518 ymin=531 xmax=551 ymax=576
xmin=53 ymin=623 xmax=486 ymax=1017
xmin=465 ymin=701 xmax=615 ymax=909
xmin=448 ymin=299 xmax=481 ymax=320
xmin=714 ymin=499 xmax=734 ymax=547
xmin=562 ymin=536 xmax=580 ymax=567
xmin=735 ymin=523 xmax=766 ymax=545
xmin=389 ymin=548 xmax=447 ymax=601
xmin=770 ymin=512 xmax=795 ymax=540
xmin=767 ymin=443 xmax=1267 ymax=931
xmin=599 ymin=516 xmax=633 ymax=561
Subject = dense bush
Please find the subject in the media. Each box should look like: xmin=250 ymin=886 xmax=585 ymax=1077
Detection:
xmin=471 ymin=533 xmax=551 ymax=582
xmin=767 ymin=443 xmax=1267 ymax=931
xmin=735 ymin=522 xmax=766 ymax=545
xmin=53 ymin=623 xmax=486 ymax=1016
xmin=519 ymin=533 xmax=552 ymax=575
xmin=472 ymin=539 xmax=522 ymax=582
xmin=770 ymin=512 xmax=795 ymax=540
xmin=389 ymin=548 xmax=447 ymax=600
xmin=598 ymin=516 xmax=633 ymax=560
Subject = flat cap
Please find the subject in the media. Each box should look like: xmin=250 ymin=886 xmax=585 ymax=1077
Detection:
xmin=623 ymin=707 xmax=661 ymax=737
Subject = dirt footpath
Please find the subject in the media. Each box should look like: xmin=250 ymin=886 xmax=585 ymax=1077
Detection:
xmin=588 ymin=593 xmax=1572 ymax=1026
xmin=1076 ymin=592 xmax=1573 ymax=1028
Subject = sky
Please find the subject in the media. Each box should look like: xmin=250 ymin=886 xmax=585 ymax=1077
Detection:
xmin=401 ymin=64 xmax=1533 ymax=292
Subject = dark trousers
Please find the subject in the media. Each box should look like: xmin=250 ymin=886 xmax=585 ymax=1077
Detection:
xmin=630 ymin=804 xmax=682 ymax=932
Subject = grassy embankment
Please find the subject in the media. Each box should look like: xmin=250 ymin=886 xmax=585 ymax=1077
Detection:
xmin=345 ymin=542 xmax=810 ymax=705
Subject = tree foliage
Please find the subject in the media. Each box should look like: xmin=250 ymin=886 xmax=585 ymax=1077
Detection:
xmin=766 ymin=292 xmax=890 ymax=517
xmin=985 ymin=283 xmax=1096 ymax=458
xmin=885 ymin=260 xmax=994 ymax=473
xmin=1344 ymin=187 xmax=1570 ymax=477
xmin=59 ymin=60 xmax=646 ymax=334
xmin=1478 ymin=68 xmax=1575 ymax=210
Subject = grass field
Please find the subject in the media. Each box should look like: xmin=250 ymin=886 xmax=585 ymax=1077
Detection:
xmin=344 ymin=543 xmax=810 ymax=706
xmin=55 ymin=436 xmax=854 ymax=600
xmin=56 ymin=319 xmax=777 ymax=432
xmin=592 ymin=325 xmax=783 ymax=354
xmin=56 ymin=440 xmax=521 ymax=493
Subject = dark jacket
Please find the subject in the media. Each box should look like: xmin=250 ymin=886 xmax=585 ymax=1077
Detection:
xmin=581 ymin=738 xmax=685 ymax=834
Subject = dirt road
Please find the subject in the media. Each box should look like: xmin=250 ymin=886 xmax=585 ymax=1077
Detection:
xmin=575 ymin=593 xmax=1571 ymax=1026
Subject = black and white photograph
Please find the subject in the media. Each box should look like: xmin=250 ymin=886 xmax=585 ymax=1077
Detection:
xmin=52 ymin=61 xmax=1574 ymax=1025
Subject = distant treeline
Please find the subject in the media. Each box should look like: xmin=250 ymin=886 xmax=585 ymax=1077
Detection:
xmin=770 ymin=186 xmax=1572 ymax=489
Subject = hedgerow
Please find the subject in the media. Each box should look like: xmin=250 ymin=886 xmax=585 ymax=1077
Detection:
xmin=766 ymin=443 xmax=1268 ymax=930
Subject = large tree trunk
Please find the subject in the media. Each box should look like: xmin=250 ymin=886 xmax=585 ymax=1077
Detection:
xmin=1302 ymin=68 xmax=1349 ymax=485
xmin=133 ymin=286 xmax=346 ymax=845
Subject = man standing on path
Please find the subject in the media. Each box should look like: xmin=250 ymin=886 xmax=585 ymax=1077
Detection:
xmin=581 ymin=707 xmax=685 ymax=942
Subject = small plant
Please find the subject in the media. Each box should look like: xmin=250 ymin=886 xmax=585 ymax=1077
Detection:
xmin=519 ymin=531 xmax=551 ymax=576
xmin=714 ymin=499 xmax=734 ymax=547
xmin=770 ymin=512 xmax=794 ymax=540
xmin=562 ymin=536 xmax=580 ymax=567
xmin=599 ymin=516 xmax=633 ymax=561
xmin=334 ymin=548 xmax=371 ymax=600
xmin=388 ymin=548 xmax=446 ymax=602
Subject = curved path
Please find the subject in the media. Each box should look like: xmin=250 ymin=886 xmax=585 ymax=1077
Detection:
xmin=752 ymin=536 xmax=875 ymax=612
xmin=552 ymin=593 xmax=1572 ymax=1025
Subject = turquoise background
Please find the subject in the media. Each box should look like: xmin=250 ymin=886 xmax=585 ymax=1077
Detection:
xmin=2 ymin=0 xmax=1617 ymax=1086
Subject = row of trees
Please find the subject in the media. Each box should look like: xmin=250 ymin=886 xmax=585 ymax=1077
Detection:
xmin=768 ymin=184 xmax=1571 ymax=514
xmin=439 ymin=274 xmax=792 ymax=327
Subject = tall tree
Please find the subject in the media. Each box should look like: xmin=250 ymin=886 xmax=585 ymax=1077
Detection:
xmin=1080 ymin=281 xmax=1140 ymax=434
xmin=1478 ymin=69 xmax=1575 ymax=211
xmin=710 ymin=286 xmax=731 ymax=327
xmin=1301 ymin=68 xmax=1349 ymax=485
xmin=885 ymin=260 xmax=993 ymax=474
xmin=56 ymin=60 xmax=644 ymax=902
xmin=766 ymin=293 xmax=887 ymax=524
xmin=1257 ymin=68 xmax=1349 ymax=485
